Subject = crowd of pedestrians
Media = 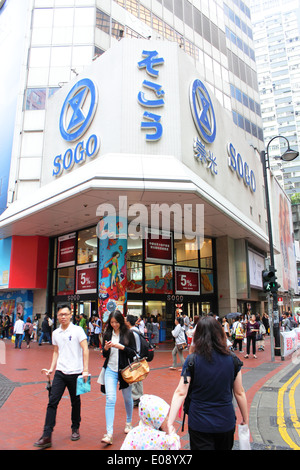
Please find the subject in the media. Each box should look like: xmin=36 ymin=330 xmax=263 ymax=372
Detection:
xmin=2 ymin=306 xmax=300 ymax=450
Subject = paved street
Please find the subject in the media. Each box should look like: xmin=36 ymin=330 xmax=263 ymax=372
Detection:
xmin=0 ymin=335 xmax=299 ymax=452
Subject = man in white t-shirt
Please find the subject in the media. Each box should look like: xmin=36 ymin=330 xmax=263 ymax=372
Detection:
xmin=34 ymin=304 xmax=89 ymax=450
xmin=13 ymin=314 xmax=24 ymax=349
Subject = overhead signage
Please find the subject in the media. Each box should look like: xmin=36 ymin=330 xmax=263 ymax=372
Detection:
xmin=52 ymin=78 xmax=100 ymax=177
xmin=138 ymin=50 xmax=165 ymax=142
xmin=227 ymin=143 xmax=256 ymax=192
xmin=190 ymin=79 xmax=216 ymax=144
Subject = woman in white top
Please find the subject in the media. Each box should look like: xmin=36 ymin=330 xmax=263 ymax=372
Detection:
xmin=170 ymin=317 xmax=186 ymax=370
xmin=101 ymin=310 xmax=136 ymax=445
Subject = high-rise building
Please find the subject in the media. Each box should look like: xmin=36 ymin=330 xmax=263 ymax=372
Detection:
xmin=1 ymin=0 xmax=264 ymax=209
xmin=0 ymin=0 xmax=297 ymax=331
xmin=250 ymin=0 xmax=300 ymax=195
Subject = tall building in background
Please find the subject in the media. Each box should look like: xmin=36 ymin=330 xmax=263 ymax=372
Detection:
xmin=1 ymin=0 xmax=264 ymax=208
xmin=250 ymin=0 xmax=300 ymax=196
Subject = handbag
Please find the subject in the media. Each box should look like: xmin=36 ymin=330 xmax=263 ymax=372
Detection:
xmin=177 ymin=343 xmax=187 ymax=351
xmin=120 ymin=358 xmax=149 ymax=384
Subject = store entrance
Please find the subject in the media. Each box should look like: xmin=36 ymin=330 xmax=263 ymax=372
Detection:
xmin=52 ymin=298 xmax=97 ymax=328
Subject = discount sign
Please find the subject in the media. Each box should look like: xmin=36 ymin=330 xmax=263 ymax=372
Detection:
xmin=175 ymin=267 xmax=200 ymax=295
xmin=76 ymin=263 xmax=97 ymax=294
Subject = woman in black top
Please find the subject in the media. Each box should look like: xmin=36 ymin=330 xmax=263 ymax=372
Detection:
xmin=168 ymin=316 xmax=248 ymax=450
xmin=101 ymin=310 xmax=136 ymax=445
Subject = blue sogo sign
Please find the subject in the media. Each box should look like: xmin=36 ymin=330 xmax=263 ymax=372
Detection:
xmin=227 ymin=143 xmax=256 ymax=192
xmin=52 ymin=78 xmax=100 ymax=177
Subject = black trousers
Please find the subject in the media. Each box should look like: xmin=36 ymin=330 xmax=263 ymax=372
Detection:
xmin=189 ymin=426 xmax=235 ymax=450
xmin=43 ymin=370 xmax=81 ymax=437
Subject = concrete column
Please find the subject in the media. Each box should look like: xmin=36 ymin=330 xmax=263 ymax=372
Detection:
xmin=216 ymin=236 xmax=237 ymax=317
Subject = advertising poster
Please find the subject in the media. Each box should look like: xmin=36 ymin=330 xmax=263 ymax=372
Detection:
xmin=175 ymin=267 xmax=200 ymax=295
xmin=145 ymin=229 xmax=173 ymax=264
xmin=76 ymin=263 xmax=97 ymax=294
xmin=98 ymin=217 xmax=127 ymax=321
xmin=57 ymin=232 xmax=76 ymax=267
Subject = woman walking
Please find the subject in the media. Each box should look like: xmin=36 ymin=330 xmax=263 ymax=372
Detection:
xmin=170 ymin=317 xmax=186 ymax=370
xmin=244 ymin=314 xmax=259 ymax=359
xmin=101 ymin=310 xmax=136 ymax=445
xmin=168 ymin=316 xmax=248 ymax=450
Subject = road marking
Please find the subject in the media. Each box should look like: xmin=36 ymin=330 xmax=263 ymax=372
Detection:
xmin=277 ymin=369 xmax=300 ymax=450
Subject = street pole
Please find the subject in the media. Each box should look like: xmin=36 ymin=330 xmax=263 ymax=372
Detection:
xmin=261 ymin=150 xmax=281 ymax=360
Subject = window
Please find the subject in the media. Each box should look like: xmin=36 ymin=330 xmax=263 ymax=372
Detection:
xmin=174 ymin=237 xmax=199 ymax=267
xmin=96 ymin=9 xmax=110 ymax=34
xmin=25 ymin=89 xmax=46 ymax=110
xmin=77 ymin=227 xmax=98 ymax=265
xmin=57 ymin=267 xmax=75 ymax=295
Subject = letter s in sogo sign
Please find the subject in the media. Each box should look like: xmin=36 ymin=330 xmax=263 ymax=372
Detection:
xmin=227 ymin=143 xmax=256 ymax=193
xmin=53 ymin=134 xmax=100 ymax=177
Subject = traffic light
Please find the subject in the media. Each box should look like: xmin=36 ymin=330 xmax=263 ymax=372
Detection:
xmin=262 ymin=267 xmax=277 ymax=293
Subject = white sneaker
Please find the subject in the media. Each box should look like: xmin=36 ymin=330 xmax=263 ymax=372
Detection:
xmin=124 ymin=423 xmax=133 ymax=434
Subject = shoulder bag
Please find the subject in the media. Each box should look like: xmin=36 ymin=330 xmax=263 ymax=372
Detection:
xmin=120 ymin=357 xmax=150 ymax=384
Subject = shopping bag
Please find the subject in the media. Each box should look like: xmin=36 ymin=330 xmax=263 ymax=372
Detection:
xmin=238 ymin=424 xmax=251 ymax=450
xmin=11 ymin=335 xmax=15 ymax=343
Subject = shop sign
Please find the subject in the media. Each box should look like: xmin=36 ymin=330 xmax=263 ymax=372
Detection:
xmin=52 ymin=78 xmax=100 ymax=177
xmin=57 ymin=232 xmax=76 ymax=267
xmin=190 ymin=79 xmax=216 ymax=144
xmin=76 ymin=263 xmax=97 ymax=294
xmin=138 ymin=50 xmax=165 ymax=141
xmin=175 ymin=267 xmax=200 ymax=295
xmin=227 ymin=143 xmax=256 ymax=192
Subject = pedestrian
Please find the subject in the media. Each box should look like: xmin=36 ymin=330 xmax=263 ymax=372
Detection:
xmin=151 ymin=316 xmax=160 ymax=348
xmin=232 ymin=316 xmax=244 ymax=352
xmin=167 ymin=315 xmax=248 ymax=450
xmin=88 ymin=316 xmax=95 ymax=347
xmin=38 ymin=313 xmax=52 ymax=346
xmin=121 ymin=394 xmax=180 ymax=450
xmin=145 ymin=316 xmax=153 ymax=343
xmin=32 ymin=315 xmax=39 ymax=342
xmin=222 ymin=316 xmax=231 ymax=339
xmin=137 ymin=316 xmax=146 ymax=335
xmin=262 ymin=312 xmax=270 ymax=335
xmin=24 ymin=317 xmax=33 ymax=348
xmin=34 ymin=304 xmax=89 ymax=450
xmin=13 ymin=314 xmax=24 ymax=349
xmin=94 ymin=315 xmax=102 ymax=350
xmin=244 ymin=314 xmax=259 ymax=359
xmin=125 ymin=314 xmax=144 ymax=408
xmin=79 ymin=313 xmax=87 ymax=334
xmin=101 ymin=310 xmax=136 ymax=445
xmin=2 ymin=315 xmax=10 ymax=339
xmin=170 ymin=317 xmax=186 ymax=370
xmin=182 ymin=313 xmax=190 ymax=342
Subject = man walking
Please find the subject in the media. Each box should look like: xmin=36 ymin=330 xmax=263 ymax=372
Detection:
xmin=13 ymin=314 xmax=24 ymax=349
xmin=34 ymin=304 xmax=89 ymax=449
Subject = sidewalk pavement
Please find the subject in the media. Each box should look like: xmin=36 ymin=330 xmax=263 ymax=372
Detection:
xmin=0 ymin=335 xmax=293 ymax=451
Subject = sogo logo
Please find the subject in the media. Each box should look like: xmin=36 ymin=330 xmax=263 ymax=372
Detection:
xmin=52 ymin=78 xmax=100 ymax=177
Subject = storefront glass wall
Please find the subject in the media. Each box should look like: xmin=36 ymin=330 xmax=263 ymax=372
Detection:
xmin=49 ymin=226 xmax=217 ymax=337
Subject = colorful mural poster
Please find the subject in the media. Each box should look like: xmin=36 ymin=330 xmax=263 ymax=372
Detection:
xmin=98 ymin=217 xmax=127 ymax=322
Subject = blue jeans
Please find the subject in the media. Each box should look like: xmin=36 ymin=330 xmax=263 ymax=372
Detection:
xmin=15 ymin=334 xmax=23 ymax=349
xmin=39 ymin=332 xmax=52 ymax=345
xmin=104 ymin=366 xmax=133 ymax=435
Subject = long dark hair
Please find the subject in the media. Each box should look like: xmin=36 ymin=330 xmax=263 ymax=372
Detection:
xmin=103 ymin=310 xmax=131 ymax=346
xmin=192 ymin=315 xmax=230 ymax=362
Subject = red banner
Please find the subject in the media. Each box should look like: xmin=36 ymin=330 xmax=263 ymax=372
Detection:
xmin=57 ymin=232 xmax=76 ymax=267
xmin=145 ymin=229 xmax=173 ymax=264
xmin=175 ymin=267 xmax=200 ymax=295
xmin=76 ymin=263 xmax=97 ymax=294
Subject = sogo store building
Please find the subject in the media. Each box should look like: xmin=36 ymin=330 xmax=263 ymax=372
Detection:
xmin=0 ymin=40 xmax=276 ymax=337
